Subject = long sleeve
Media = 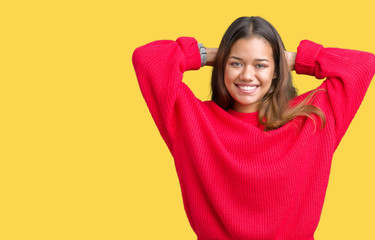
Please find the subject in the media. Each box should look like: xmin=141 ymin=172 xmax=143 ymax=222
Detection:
xmin=295 ymin=40 xmax=375 ymax=143
xmin=132 ymin=37 xmax=202 ymax=148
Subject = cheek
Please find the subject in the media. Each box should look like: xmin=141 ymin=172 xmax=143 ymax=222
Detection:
xmin=224 ymin=69 xmax=237 ymax=85
xmin=224 ymin=70 xmax=232 ymax=89
xmin=259 ymin=70 xmax=274 ymax=87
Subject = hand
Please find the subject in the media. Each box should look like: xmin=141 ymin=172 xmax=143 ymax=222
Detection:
xmin=206 ymin=48 xmax=218 ymax=67
xmin=285 ymin=51 xmax=296 ymax=72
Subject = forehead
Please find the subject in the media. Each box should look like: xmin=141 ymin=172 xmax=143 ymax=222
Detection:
xmin=229 ymin=37 xmax=273 ymax=60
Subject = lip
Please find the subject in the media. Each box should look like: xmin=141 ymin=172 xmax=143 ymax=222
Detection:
xmin=235 ymin=83 xmax=259 ymax=86
xmin=235 ymin=83 xmax=259 ymax=94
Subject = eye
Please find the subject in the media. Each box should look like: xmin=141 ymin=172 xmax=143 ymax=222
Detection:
xmin=230 ymin=62 xmax=242 ymax=68
xmin=256 ymin=64 xmax=266 ymax=69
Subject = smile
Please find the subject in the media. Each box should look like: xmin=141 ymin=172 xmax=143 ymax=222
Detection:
xmin=235 ymin=84 xmax=259 ymax=93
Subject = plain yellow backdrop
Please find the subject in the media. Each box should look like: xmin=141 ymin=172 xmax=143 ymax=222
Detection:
xmin=1 ymin=0 xmax=374 ymax=239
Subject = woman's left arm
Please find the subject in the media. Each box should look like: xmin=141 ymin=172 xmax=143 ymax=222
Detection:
xmin=285 ymin=51 xmax=296 ymax=72
xmin=294 ymin=40 xmax=375 ymax=141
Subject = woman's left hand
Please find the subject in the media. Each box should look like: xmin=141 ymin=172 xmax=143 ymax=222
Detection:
xmin=285 ymin=51 xmax=296 ymax=72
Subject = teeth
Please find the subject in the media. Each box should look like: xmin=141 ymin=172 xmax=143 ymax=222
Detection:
xmin=238 ymin=85 xmax=257 ymax=91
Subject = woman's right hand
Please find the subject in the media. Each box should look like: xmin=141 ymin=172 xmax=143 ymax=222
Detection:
xmin=206 ymin=48 xmax=218 ymax=66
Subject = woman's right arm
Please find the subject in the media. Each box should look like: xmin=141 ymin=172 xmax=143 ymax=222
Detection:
xmin=206 ymin=48 xmax=218 ymax=66
xmin=132 ymin=37 xmax=202 ymax=146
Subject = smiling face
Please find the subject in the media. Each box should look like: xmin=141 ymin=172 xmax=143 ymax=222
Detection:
xmin=224 ymin=37 xmax=275 ymax=113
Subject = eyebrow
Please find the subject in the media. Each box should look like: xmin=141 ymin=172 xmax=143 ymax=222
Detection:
xmin=229 ymin=56 xmax=270 ymax=62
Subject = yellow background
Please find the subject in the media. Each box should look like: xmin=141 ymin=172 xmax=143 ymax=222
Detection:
xmin=1 ymin=0 xmax=374 ymax=239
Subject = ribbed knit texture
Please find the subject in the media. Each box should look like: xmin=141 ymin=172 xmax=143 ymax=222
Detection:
xmin=132 ymin=37 xmax=375 ymax=240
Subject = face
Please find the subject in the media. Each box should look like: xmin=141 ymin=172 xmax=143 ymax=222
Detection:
xmin=224 ymin=37 xmax=275 ymax=113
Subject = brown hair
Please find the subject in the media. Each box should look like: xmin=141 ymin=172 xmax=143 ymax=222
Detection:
xmin=211 ymin=16 xmax=325 ymax=131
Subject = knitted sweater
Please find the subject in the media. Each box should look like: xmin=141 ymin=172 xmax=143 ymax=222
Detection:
xmin=132 ymin=37 xmax=375 ymax=240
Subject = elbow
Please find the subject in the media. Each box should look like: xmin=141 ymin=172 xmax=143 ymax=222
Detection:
xmin=370 ymin=53 xmax=375 ymax=75
xmin=132 ymin=46 xmax=144 ymax=69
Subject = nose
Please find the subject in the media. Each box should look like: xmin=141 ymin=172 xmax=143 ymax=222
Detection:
xmin=240 ymin=66 xmax=255 ymax=81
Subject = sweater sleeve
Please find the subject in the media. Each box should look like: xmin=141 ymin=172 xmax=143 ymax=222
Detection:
xmin=132 ymin=37 xmax=202 ymax=147
xmin=295 ymin=40 xmax=375 ymax=141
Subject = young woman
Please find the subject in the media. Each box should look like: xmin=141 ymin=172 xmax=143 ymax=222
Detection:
xmin=132 ymin=16 xmax=375 ymax=240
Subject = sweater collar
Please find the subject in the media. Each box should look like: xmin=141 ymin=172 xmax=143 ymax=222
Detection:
xmin=226 ymin=108 xmax=264 ymax=130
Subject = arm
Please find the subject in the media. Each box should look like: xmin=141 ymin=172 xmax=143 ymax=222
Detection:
xmin=285 ymin=51 xmax=297 ymax=72
xmin=295 ymin=40 xmax=375 ymax=141
xmin=205 ymin=48 xmax=218 ymax=67
xmin=132 ymin=37 xmax=202 ymax=146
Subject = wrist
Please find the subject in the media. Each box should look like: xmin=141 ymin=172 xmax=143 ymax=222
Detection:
xmin=198 ymin=43 xmax=217 ymax=67
xmin=198 ymin=43 xmax=207 ymax=67
xmin=286 ymin=51 xmax=296 ymax=71
xmin=206 ymin=48 xmax=218 ymax=66
xmin=290 ymin=52 xmax=296 ymax=71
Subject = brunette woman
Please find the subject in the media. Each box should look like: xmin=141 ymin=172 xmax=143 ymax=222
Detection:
xmin=132 ymin=16 xmax=375 ymax=240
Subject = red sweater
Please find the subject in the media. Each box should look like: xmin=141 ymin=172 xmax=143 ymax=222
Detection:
xmin=132 ymin=37 xmax=375 ymax=240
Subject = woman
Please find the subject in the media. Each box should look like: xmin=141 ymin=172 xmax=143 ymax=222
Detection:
xmin=132 ymin=16 xmax=375 ymax=240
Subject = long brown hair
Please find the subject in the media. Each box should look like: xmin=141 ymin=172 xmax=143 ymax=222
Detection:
xmin=211 ymin=16 xmax=325 ymax=131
